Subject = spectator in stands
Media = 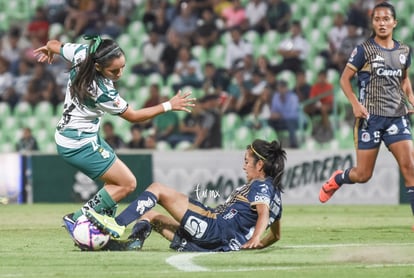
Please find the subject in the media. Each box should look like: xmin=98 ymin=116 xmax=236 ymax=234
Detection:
xmin=194 ymin=8 xmax=221 ymax=49
xmin=252 ymin=84 xmax=273 ymax=129
xmin=304 ymin=69 xmax=334 ymax=143
xmin=103 ymin=121 xmax=126 ymax=150
xmin=211 ymin=0 xmax=233 ymax=19
xmin=224 ymin=26 xmax=253 ymax=74
xmin=324 ymin=13 xmax=348 ymax=71
xmin=294 ymin=69 xmax=311 ymax=103
xmin=346 ymin=0 xmax=369 ymax=36
xmin=44 ymin=0 xmax=68 ymax=24
xmin=221 ymin=0 xmax=248 ymax=31
xmin=201 ymin=62 xmax=229 ymax=96
xmin=131 ymin=28 xmax=166 ymax=77
xmin=0 ymin=26 xmax=30 ymax=76
xmin=127 ymin=123 xmax=155 ymax=149
xmin=12 ymin=59 xmax=34 ymax=102
xmin=245 ymin=0 xmax=267 ymax=34
xmin=100 ymin=0 xmax=136 ymax=38
xmin=150 ymin=6 xmax=170 ymax=39
xmin=153 ymin=96 xmax=181 ymax=148
xmin=23 ymin=63 xmax=61 ymax=108
xmin=268 ymin=79 xmax=299 ymax=148
xmin=0 ymin=56 xmax=17 ymax=108
xmin=223 ymin=65 xmax=254 ymax=116
xmin=175 ymin=100 xmax=204 ymax=149
xmin=254 ymin=55 xmax=272 ymax=77
xmin=143 ymin=83 xmax=161 ymax=108
xmin=159 ymin=29 xmax=183 ymax=81
xmin=196 ymin=94 xmax=222 ymax=148
xmin=63 ymin=0 xmax=102 ymax=38
xmin=331 ymin=22 xmax=366 ymax=72
xmin=250 ymin=69 xmax=267 ymax=97
xmin=142 ymin=0 xmax=169 ymax=32
xmin=168 ymin=1 xmax=198 ymax=46
xmin=16 ymin=127 xmax=39 ymax=152
xmin=27 ymin=6 xmax=50 ymax=45
xmin=270 ymin=20 xmax=310 ymax=75
xmin=191 ymin=0 xmax=215 ymax=17
xmin=262 ymin=0 xmax=291 ymax=33
xmin=172 ymin=46 xmax=203 ymax=92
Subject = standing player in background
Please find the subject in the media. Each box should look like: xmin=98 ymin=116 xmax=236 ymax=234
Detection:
xmin=86 ymin=139 xmax=285 ymax=251
xmin=33 ymin=36 xmax=195 ymax=246
xmin=319 ymin=2 xmax=414 ymax=230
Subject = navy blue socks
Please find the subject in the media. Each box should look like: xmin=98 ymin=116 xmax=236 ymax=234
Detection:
xmin=406 ymin=186 xmax=414 ymax=215
xmin=115 ymin=191 xmax=158 ymax=226
xmin=334 ymin=168 xmax=354 ymax=186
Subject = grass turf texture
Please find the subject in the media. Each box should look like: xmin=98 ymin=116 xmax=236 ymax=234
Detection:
xmin=1 ymin=204 xmax=413 ymax=278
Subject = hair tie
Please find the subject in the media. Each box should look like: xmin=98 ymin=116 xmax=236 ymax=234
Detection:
xmin=83 ymin=35 xmax=102 ymax=54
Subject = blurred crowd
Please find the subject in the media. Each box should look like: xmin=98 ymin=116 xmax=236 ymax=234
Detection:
xmin=0 ymin=0 xmax=398 ymax=151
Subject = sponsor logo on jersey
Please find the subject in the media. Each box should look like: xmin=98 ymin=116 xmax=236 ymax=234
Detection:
xmin=223 ymin=208 xmax=238 ymax=220
xmin=399 ymin=54 xmax=406 ymax=65
xmin=255 ymin=194 xmax=270 ymax=203
xmin=376 ymin=68 xmax=402 ymax=77
xmin=184 ymin=216 xmax=208 ymax=239
xmin=373 ymin=55 xmax=385 ymax=61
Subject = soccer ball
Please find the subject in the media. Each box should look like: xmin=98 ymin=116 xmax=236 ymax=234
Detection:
xmin=73 ymin=215 xmax=110 ymax=251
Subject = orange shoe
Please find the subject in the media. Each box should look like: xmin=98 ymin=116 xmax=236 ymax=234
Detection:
xmin=319 ymin=170 xmax=343 ymax=203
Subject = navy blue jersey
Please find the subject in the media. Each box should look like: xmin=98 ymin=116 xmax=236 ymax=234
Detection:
xmin=170 ymin=177 xmax=282 ymax=252
xmin=347 ymin=38 xmax=411 ymax=117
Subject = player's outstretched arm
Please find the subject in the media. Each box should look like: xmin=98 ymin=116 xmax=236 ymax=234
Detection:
xmin=33 ymin=40 xmax=62 ymax=64
xmin=120 ymin=90 xmax=196 ymax=123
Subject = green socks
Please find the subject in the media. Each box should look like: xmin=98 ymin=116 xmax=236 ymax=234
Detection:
xmin=73 ymin=188 xmax=117 ymax=221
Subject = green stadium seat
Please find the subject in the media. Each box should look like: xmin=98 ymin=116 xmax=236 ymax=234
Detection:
xmin=207 ymin=44 xmax=226 ymax=68
xmin=253 ymin=125 xmax=278 ymax=141
xmin=191 ymin=45 xmax=208 ymax=67
xmin=243 ymin=30 xmax=261 ymax=47
xmin=233 ymin=126 xmax=254 ymax=149
xmin=156 ymin=140 xmax=172 ymax=151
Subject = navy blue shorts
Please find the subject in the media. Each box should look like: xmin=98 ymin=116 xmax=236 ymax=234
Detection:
xmin=169 ymin=199 xmax=239 ymax=252
xmin=356 ymin=115 xmax=412 ymax=150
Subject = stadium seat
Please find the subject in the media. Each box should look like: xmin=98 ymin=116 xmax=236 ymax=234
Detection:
xmin=133 ymin=86 xmax=150 ymax=109
xmin=221 ymin=112 xmax=242 ymax=133
xmin=13 ymin=102 xmax=33 ymax=126
xmin=156 ymin=140 xmax=172 ymax=151
xmin=175 ymin=140 xmax=192 ymax=150
xmin=191 ymin=45 xmax=208 ymax=67
xmin=208 ymin=44 xmax=226 ymax=68
xmin=233 ymin=126 xmax=254 ymax=149
xmin=145 ymin=72 xmax=164 ymax=87
xmin=127 ymin=20 xmax=145 ymax=38
xmin=243 ymin=30 xmax=261 ymax=47
xmin=253 ymin=125 xmax=278 ymax=141
xmin=0 ymin=102 xmax=11 ymax=123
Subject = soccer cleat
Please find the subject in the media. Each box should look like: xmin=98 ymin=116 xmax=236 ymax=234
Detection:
xmin=62 ymin=213 xmax=88 ymax=250
xmin=319 ymin=170 xmax=343 ymax=203
xmin=62 ymin=213 xmax=76 ymax=239
xmin=102 ymin=238 xmax=143 ymax=251
xmin=84 ymin=209 xmax=125 ymax=238
xmin=128 ymin=220 xmax=152 ymax=248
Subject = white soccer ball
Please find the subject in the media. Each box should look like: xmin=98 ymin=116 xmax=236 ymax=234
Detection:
xmin=73 ymin=215 xmax=110 ymax=251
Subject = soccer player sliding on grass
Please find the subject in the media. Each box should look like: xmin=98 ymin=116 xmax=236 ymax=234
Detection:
xmin=319 ymin=2 xmax=414 ymax=231
xmin=86 ymin=139 xmax=285 ymax=251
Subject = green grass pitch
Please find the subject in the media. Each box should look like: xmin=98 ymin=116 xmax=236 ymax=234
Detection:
xmin=1 ymin=204 xmax=413 ymax=278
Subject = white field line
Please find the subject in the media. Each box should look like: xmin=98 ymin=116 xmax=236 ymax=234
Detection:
xmin=166 ymin=242 xmax=414 ymax=272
